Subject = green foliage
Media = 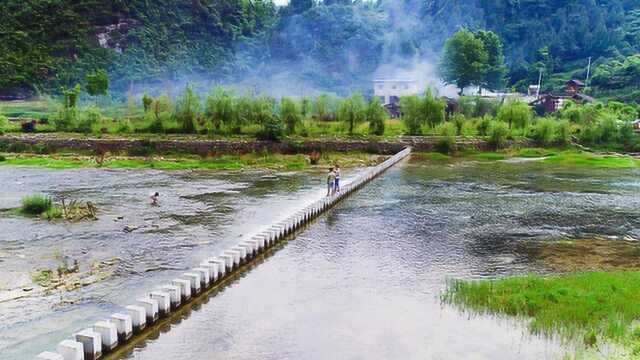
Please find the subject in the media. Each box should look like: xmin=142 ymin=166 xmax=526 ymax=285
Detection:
xmin=205 ymin=87 xmax=236 ymax=132
xmin=62 ymin=85 xmax=81 ymax=109
xmin=142 ymin=93 xmax=153 ymax=113
xmin=436 ymin=121 xmax=457 ymax=153
xmin=365 ymin=97 xmax=386 ymax=136
xmin=77 ymin=106 xmax=102 ymax=134
xmin=591 ymin=55 xmax=640 ymax=91
xmin=0 ymin=115 xmax=7 ymax=134
xmin=556 ymin=120 xmax=572 ymax=146
xmin=280 ymin=97 xmax=302 ymax=134
xmin=533 ymin=118 xmax=556 ymax=146
xmin=336 ymin=93 xmax=365 ymax=135
xmin=440 ymin=28 xmax=489 ymax=93
xmin=85 ymin=69 xmax=108 ymax=97
xmin=21 ymin=194 xmax=54 ymax=215
xmin=497 ymin=99 xmax=532 ymax=129
xmin=174 ymin=85 xmax=200 ymax=134
xmin=314 ymin=94 xmax=334 ymax=121
xmin=487 ymin=120 xmax=509 ymax=149
xmin=423 ymin=88 xmax=446 ymax=128
xmin=474 ymin=30 xmax=507 ymax=91
xmin=400 ymin=95 xmax=423 ymax=135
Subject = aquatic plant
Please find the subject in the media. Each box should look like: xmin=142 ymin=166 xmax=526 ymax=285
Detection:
xmin=20 ymin=194 xmax=54 ymax=215
xmin=443 ymin=271 xmax=640 ymax=350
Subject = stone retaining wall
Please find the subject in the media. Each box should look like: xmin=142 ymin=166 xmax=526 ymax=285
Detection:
xmin=0 ymin=134 xmax=534 ymax=156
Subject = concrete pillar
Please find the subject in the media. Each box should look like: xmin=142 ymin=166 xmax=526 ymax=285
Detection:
xmin=200 ymin=262 xmax=219 ymax=283
xmin=251 ymin=236 xmax=265 ymax=250
xmin=211 ymin=258 xmax=226 ymax=277
xmin=171 ymin=279 xmax=191 ymax=301
xmin=231 ymin=246 xmax=247 ymax=262
xmin=136 ymin=298 xmax=159 ymax=323
xmin=222 ymin=251 xmax=237 ymax=268
xmin=109 ymin=313 xmax=133 ymax=342
xmin=182 ymin=273 xmax=202 ymax=294
xmin=229 ymin=249 xmax=242 ymax=265
xmin=93 ymin=321 xmax=118 ymax=352
xmin=149 ymin=292 xmax=171 ymax=316
xmin=221 ymin=254 xmax=234 ymax=271
xmin=56 ymin=340 xmax=83 ymax=360
xmin=75 ymin=328 xmax=102 ymax=360
xmin=193 ymin=267 xmax=211 ymax=287
xmin=159 ymin=285 xmax=181 ymax=309
xmin=239 ymin=243 xmax=253 ymax=258
xmin=124 ymin=305 xmax=147 ymax=332
xmin=36 ymin=351 xmax=63 ymax=360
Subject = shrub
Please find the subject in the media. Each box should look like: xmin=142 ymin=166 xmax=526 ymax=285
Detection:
xmin=579 ymin=123 xmax=602 ymax=144
xmin=55 ymin=107 xmax=78 ymax=132
xmin=337 ymin=93 xmax=366 ymax=135
xmin=436 ymin=121 xmax=457 ymax=153
xmin=205 ymin=87 xmax=236 ymax=133
xmin=460 ymin=119 xmax=478 ymax=137
xmin=597 ymin=114 xmax=618 ymax=144
xmin=21 ymin=195 xmax=54 ymax=215
xmin=77 ymin=106 xmax=102 ymax=134
xmin=497 ymin=99 xmax=531 ymax=129
xmin=174 ymin=84 xmax=200 ymax=133
xmin=0 ymin=115 xmax=8 ymax=134
xmin=488 ymin=120 xmax=509 ymax=149
xmin=257 ymin=115 xmax=284 ymax=142
xmin=0 ymin=154 xmax=6 ymax=161
xmin=365 ymin=97 xmax=386 ymax=136
xmin=556 ymin=120 xmax=572 ymax=146
xmin=280 ymin=97 xmax=301 ymax=135
xmin=400 ymin=95 xmax=423 ymax=135
xmin=533 ymin=118 xmax=556 ymax=146
xmin=476 ymin=115 xmax=493 ymax=136
xmin=618 ymin=122 xmax=637 ymax=150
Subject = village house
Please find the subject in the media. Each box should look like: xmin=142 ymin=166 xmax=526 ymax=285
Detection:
xmin=633 ymin=119 xmax=640 ymax=133
xmin=530 ymin=79 xmax=594 ymax=113
xmin=372 ymin=79 xmax=419 ymax=105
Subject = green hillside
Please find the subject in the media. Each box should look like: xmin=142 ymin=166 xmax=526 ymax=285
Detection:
xmin=0 ymin=0 xmax=638 ymax=100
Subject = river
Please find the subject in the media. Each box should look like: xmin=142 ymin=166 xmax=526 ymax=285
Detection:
xmin=2 ymin=156 xmax=639 ymax=359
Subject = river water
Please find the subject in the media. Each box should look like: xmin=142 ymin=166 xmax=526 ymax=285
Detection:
xmin=2 ymin=157 xmax=640 ymax=359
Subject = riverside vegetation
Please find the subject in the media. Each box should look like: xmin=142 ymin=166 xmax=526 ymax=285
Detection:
xmin=1 ymin=84 xmax=639 ymax=151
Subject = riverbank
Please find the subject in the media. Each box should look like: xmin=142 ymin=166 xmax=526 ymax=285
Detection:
xmin=0 ymin=151 xmax=385 ymax=170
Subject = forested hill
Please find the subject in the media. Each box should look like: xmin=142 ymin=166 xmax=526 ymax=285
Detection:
xmin=1 ymin=0 xmax=639 ymax=100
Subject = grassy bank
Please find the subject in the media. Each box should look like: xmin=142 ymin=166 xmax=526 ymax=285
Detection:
xmin=415 ymin=148 xmax=640 ymax=169
xmin=0 ymin=151 xmax=384 ymax=171
xmin=443 ymin=271 xmax=640 ymax=354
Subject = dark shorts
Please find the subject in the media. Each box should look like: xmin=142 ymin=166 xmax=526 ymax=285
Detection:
xmin=334 ymin=178 xmax=340 ymax=187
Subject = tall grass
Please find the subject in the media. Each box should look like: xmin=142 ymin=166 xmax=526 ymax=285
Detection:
xmin=443 ymin=271 xmax=640 ymax=346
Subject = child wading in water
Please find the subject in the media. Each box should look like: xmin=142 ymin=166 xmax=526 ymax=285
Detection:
xmin=333 ymin=164 xmax=341 ymax=193
xmin=150 ymin=192 xmax=160 ymax=205
xmin=326 ymin=167 xmax=336 ymax=196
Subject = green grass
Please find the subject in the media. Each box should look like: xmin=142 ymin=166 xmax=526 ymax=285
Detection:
xmin=0 ymin=151 xmax=381 ymax=171
xmin=542 ymin=151 xmax=640 ymax=169
xmin=414 ymin=152 xmax=452 ymax=161
xmin=443 ymin=271 xmax=640 ymax=350
xmin=469 ymin=152 xmax=507 ymax=161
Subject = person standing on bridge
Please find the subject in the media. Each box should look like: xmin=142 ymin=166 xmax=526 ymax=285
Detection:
xmin=333 ymin=164 xmax=341 ymax=193
xmin=327 ymin=167 xmax=336 ymax=197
